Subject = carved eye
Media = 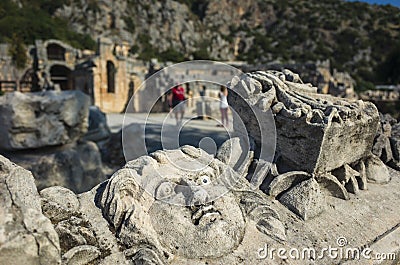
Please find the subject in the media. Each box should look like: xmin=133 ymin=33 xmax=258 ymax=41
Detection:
xmin=200 ymin=175 xmax=211 ymax=185
xmin=155 ymin=182 xmax=175 ymax=200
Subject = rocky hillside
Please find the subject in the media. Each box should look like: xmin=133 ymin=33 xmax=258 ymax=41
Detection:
xmin=3 ymin=0 xmax=400 ymax=85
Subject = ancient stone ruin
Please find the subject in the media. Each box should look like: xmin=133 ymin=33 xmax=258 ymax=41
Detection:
xmin=229 ymin=70 xmax=391 ymax=220
xmin=0 ymin=69 xmax=399 ymax=264
xmin=0 ymin=91 xmax=109 ymax=192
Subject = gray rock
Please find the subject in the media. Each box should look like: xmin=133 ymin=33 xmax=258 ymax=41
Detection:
xmin=99 ymin=130 xmax=125 ymax=169
xmin=331 ymin=164 xmax=360 ymax=194
xmin=365 ymin=155 xmax=391 ymax=184
xmin=55 ymin=217 xmax=97 ymax=254
xmin=391 ymin=122 xmax=400 ymax=139
xmin=40 ymin=186 xmax=80 ymax=223
xmin=8 ymin=141 xmax=107 ymax=193
xmin=0 ymin=155 xmax=61 ymax=265
xmin=82 ymin=106 xmax=111 ymax=142
xmin=390 ymin=136 xmax=400 ymax=162
xmin=373 ymin=134 xmax=393 ymax=163
xmin=0 ymin=91 xmax=90 ymax=150
xmin=279 ymin=178 xmax=326 ymax=220
xmin=216 ymin=137 xmax=254 ymax=176
xmin=267 ymin=171 xmax=311 ymax=197
xmin=315 ymin=173 xmax=350 ymax=200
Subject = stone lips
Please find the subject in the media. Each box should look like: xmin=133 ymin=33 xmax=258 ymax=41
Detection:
xmin=0 ymin=90 xmax=90 ymax=151
xmin=229 ymin=70 xmax=380 ymax=174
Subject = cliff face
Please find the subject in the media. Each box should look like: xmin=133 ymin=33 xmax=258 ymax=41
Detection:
xmin=7 ymin=0 xmax=400 ymax=83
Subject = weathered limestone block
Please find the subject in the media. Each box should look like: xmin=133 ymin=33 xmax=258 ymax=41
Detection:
xmin=279 ymin=178 xmax=326 ymax=221
xmin=365 ymin=154 xmax=391 ymax=184
xmin=6 ymin=141 xmax=107 ymax=193
xmin=0 ymin=155 xmax=61 ymax=265
xmin=229 ymin=70 xmax=379 ymax=174
xmin=0 ymin=91 xmax=90 ymax=150
xmin=40 ymin=186 xmax=80 ymax=223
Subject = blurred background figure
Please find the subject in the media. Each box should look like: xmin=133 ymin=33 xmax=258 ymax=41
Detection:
xmin=219 ymin=85 xmax=229 ymax=127
xmin=168 ymin=84 xmax=186 ymax=125
xmin=186 ymin=83 xmax=193 ymax=108
xmin=200 ymin=85 xmax=207 ymax=98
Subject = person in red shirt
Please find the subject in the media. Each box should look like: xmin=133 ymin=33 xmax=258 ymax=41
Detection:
xmin=168 ymin=84 xmax=186 ymax=126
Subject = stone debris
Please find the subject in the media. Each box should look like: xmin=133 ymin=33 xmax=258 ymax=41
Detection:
xmin=62 ymin=245 xmax=101 ymax=265
xmin=352 ymin=160 xmax=368 ymax=190
xmin=373 ymin=112 xmax=400 ymax=170
xmin=365 ymin=154 xmax=391 ymax=184
xmin=0 ymin=155 xmax=61 ymax=265
xmin=331 ymin=164 xmax=360 ymax=194
xmin=267 ymin=171 xmax=311 ymax=198
xmin=0 ymin=91 xmax=108 ymax=192
xmin=314 ymin=173 xmax=350 ymax=200
xmin=278 ymin=178 xmax=326 ymax=221
xmin=0 ymin=91 xmax=90 ymax=151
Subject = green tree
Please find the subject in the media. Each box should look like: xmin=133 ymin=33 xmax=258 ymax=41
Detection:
xmin=8 ymin=33 xmax=27 ymax=69
xmin=377 ymin=44 xmax=400 ymax=84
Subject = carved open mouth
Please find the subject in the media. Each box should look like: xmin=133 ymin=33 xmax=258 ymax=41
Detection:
xmin=191 ymin=205 xmax=221 ymax=225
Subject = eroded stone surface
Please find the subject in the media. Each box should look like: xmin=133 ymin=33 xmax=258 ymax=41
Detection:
xmin=216 ymin=136 xmax=254 ymax=176
xmin=6 ymin=141 xmax=107 ymax=193
xmin=0 ymin=91 xmax=90 ymax=151
xmin=0 ymin=155 xmax=61 ymax=265
xmin=279 ymin=178 xmax=326 ymax=221
xmin=315 ymin=173 xmax=350 ymax=200
xmin=229 ymin=69 xmax=379 ymax=174
xmin=99 ymin=146 xmax=286 ymax=263
xmin=365 ymin=154 xmax=391 ymax=184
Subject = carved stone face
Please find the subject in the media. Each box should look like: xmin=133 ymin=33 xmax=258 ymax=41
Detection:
xmin=147 ymin=146 xmax=246 ymax=258
xmin=101 ymin=145 xmax=247 ymax=260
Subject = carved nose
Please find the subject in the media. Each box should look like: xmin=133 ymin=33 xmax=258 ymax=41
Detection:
xmin=190 ymin=186 xmax=209 ymax=206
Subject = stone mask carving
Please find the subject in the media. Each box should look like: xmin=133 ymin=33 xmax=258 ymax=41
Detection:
xmin=100 ymin=145 xmax=285 ymax=263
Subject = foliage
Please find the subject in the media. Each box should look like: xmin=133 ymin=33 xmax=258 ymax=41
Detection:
xmin=191 ymin=40 xmax=212 ymax=60
xmin=376 ymin=44 xmax=400 ymax=84
xmin=0 ymin=0 xmax=95 ymax=50
xmin=158 ymin=48 xmax=185 ymax=62
xmin=354 ymin=78 xmax=375 ymax=92
xmin=136 ymin=34 xmax=157 ymax=61
xmin=8 ymin=33 xmax=27 ymax=69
